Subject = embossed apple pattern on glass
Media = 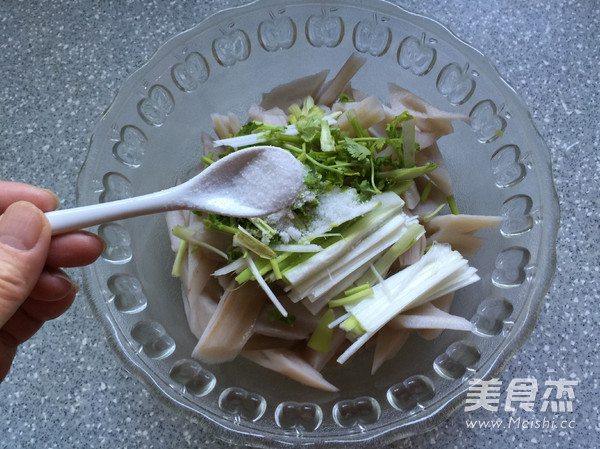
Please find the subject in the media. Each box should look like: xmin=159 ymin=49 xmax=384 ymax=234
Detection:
xmin=219 ymin=387 xmax=267 ymax=423
xmin=492 ymin=247 xmax=531 ymax=288
xmin=306 ymin=7 xmax=344 ymax=48
xmin=108 ymin=273 xmax=148 ymax=313
xmin=333 ymin=396 xmax=381 ymax=429
xmin=437 ymin=63 xmax=476 ymax=105
xmin=470 ymin=99 xmax=508 ymax=143
xmin=99 ymin=172 xmax=132 ymax=203
xmin=98 ymin=223 xmax=132 ymax=264
xmin=112 ymin=125 xmax=147 ymax=167
xmin=172 ymin=52 xmax=210 ymax=92
xmin=275 ymin=402 xmax=323 ymax=432
xmin=434 ymin=341 xmax=481 ymax=380
xmin=387 ymin=375 xmax=436 ymax=411
xmin=352 ymin=14 xmax=391 ymax=56
xmin=169 ymin=359 xmax=216 ymax=397
xmin=138 ymin=85 xmax=175 ymax=126
xmin=491 ymin=144 xmax=527 ymax=188
xmin=501 ymin=194 xmax=535 ymax=236
xmin=130 ymin=320 xmax=176 ymax=359
xmin=258 ymin=9 xmax=297 ymax=51
xmin=398 ymin=33 xmax=436 ymax=75
xmin=212 ymin=24 xmax=251 ymax=66
xmin=471 ymin=297 xmax=514 ymax=337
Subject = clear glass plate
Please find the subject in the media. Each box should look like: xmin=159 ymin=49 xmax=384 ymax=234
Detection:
xmin=77 ymin=0 xmax=559 ymax=446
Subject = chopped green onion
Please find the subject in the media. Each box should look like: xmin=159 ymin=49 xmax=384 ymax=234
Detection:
xmin=346 ymin=109 xmax=370 ymax=138
xmin=250 ymin=217 xmax=277 ymax=239
xmin=375 ymin=163 xmax=438 ymax=181
xmin=356 ymin=222 xmax=425 ymax=285
xmin=447 ymin=195 xmax=460 ymax=215
xmin=340 ymin=315 xmax=366 ymax=338
xmin=343 ymin=283 xmax=372 ymax=296
xmin=320 ymin=119 xmax=336 ymax=152
xmin=420 ymin=182 xmax=433 ymax=201
xmin=270 ymin=258 xmax=282 ymax=280
xmin=171 ymin=240 xmax=188 ymax=277
xmin=235 ymin=256 xmax=273 ymax=284
xmin=172 ymin=225 xmax=228 ymax=260
xmin=233 ymin=226 xmax=276 ymax=259
xmin=389 ymin=180 xmax=414 ymax=196
xmin=307 ymin=309 xmax=335 ymax=352
xmin=201 ymin=154 xmax=214 ymax=166
xmin=336 ymin=244 xmax=480 ymax=364
xmin=329 ymin=287 xmax=374 ymax=308
xmin=422 ymin=203 xmax=446 ymax=222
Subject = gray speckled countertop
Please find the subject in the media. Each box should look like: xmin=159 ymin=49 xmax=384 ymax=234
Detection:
xmin=1 ymin=1 xmax=598 ymax=448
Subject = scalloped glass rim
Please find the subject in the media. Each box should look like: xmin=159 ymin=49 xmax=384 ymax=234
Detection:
xmin=77 ymin=0 xmax=559 ymax=447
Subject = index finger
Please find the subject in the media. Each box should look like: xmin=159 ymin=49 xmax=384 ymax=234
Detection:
xmin=0 ymin=182 xmax=60 ymax=213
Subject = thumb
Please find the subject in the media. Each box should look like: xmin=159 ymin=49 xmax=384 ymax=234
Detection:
xmin=0 ymin=202 xmax=51 ymax=328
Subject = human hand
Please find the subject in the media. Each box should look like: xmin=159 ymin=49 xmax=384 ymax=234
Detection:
xmin=0 ymin=182 xmax=105 ymax=382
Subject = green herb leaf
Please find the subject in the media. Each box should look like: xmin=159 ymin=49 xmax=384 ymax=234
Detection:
xmin=293 ymin=98 xmax=326 ymax=142
xmin=203 ymin=213 xmax=239 ymax=235
xmin=343 ymin=137 xmax=371 ymax=161
xmin=386 ymin=111 xmax=413 ymax=138
xmin=320 ymin=120 xmax=336 ymax=152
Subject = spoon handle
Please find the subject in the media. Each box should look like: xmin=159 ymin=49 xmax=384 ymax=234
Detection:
xmin=46 ymin=187 xmax=180 ymax=235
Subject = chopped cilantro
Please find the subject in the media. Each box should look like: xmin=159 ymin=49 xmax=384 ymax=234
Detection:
xmin=339 ymin=93 xmax=354 ymax=103
xmin=267 ymin=308 xmax=296 ymax=326
xmin=342 ymin=137 xmax=371 ymax=161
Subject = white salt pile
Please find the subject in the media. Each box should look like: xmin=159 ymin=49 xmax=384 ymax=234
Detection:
xmin=196 ymin=146 xmax=304 ymax=217
xmin=265 ymin=186 xmax=379 ymax=243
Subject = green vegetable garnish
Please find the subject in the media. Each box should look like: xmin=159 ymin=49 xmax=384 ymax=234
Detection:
xmin=447 ymin=195 xmax=460 ymax=215
xmin=307 ymin=309 xmax=335 ymax=352
xmin=267 ymin=308 xmax=296 ymax=326
xmin=339 ymin=93 xmax=354 ymax=103
xmin=233 ymin=226 xmax=276 ymax=259
xmin=171 ymin=225 xmax=228 ymax=260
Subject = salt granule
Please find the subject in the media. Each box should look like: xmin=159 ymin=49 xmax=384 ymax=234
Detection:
xmin=266 ymin=186 xmax=378 ymax=243
xmin=235 ymin=150 xmax=301 ymax=208
xmin=197 ymin=148 xmax=303 ymax=216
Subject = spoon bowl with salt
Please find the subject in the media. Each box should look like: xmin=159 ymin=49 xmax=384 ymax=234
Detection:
xmin=47 ymin=146 xmax=304 ymax=235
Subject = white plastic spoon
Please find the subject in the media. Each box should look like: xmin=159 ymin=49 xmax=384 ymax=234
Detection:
xmin=47 ymin=146 xmax=304 ymax=235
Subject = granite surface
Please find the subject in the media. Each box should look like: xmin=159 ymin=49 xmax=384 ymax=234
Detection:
xmin=0 ymin=1 xmax=598 ymax=448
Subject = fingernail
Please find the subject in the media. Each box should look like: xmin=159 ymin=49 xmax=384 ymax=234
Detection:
xmin=0 ymin=202 xmax=45 ymax=251
xmin=42 ymin=189 xmax=61 ymax=209
xmin=99 ymin=236 xmax=107 ymax=253
xmin=54 ymin=271 xmax=80 ymax=294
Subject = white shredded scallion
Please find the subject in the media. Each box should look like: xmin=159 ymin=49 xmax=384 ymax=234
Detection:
xmin=212 ymin=257 xmax=247 ymax=276
xmin=328 ymin=312 xmax=352 ymax=329
xmin=246 ymin=255 xmax=288 ymax=317
xmin=271 ymin=243 xmax=323 ymax=253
